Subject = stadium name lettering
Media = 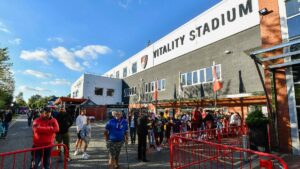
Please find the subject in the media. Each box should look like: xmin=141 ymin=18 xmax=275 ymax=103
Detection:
xmin=153 ymin=0 xmax=253 ymax=58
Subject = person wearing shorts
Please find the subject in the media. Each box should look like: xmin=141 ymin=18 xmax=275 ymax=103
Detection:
xmin=74 ymin=109 xmax=87 ymax=155
xmin=104 ymin=111 xmax=128 ymax=169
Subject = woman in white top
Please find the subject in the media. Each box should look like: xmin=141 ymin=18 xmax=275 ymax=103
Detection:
xmin=74 ymin=109 xmax=87 ymax=155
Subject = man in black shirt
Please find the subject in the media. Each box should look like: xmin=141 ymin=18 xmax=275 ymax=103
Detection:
xmin=137 ymin=112 xmax=149 ymax=162
xmin=55 ymin=108 xmax=73 ymax=161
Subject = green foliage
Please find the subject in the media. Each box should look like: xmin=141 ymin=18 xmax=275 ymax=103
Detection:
xmin=245 ymin=109 xmax=269 ymax=127
xmin=0 ymin=47 xmax=15 ymax=109
xmin=28 ymin=95 xmax=54 ymax=109
xmin=15 ymin=92 xmax=27 ymax=107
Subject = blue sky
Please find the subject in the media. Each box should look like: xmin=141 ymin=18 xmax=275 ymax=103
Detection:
xmin=0 ymin=0 xmax=220 ymax=101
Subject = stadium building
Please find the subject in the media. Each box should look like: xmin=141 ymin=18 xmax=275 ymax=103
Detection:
xmin=72 ymin=0 xmax=300 ymax=154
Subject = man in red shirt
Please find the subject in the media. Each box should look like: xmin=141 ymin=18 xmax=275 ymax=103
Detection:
xmin=32 ymin=107 xmax=59 ymax=169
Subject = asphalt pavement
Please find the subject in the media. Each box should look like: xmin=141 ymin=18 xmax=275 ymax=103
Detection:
xmin=0 ymin=115 xmax=170 ymax=169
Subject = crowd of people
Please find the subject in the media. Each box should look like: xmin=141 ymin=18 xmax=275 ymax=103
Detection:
xmin=127 ymin=107 xmax=243 ymax=154
xmin=1 ymin=106 xmax=243 ymax=169
xmin=30 ymin=107 xmax=91 ymax=169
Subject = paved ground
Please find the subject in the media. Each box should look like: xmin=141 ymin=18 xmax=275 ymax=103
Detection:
xmin=1 ymin=115 xmax=299 ymax=169
xmin=0 ymin=115 xmax=170 ymax=169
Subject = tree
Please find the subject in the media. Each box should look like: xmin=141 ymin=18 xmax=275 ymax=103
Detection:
xmin=28 ymin=95 xmax=55 ymax=109
xmin=28 ymin=94 xmax=42 ymax=109
xmin=15 ymin=92 xmax=27 ymax=107
xmin=0 ymin=48 xmax=15 ymax=109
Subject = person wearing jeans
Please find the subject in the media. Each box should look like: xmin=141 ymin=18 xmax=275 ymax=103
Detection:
xmin=32 ymin=107 xmax=59 ymax=169
xmin=128 ymin=111 xmax=137 ymax=144
xmin=1 ymin=110 xmax=12 ymax=139
xmin=33 ymin=147 xmax=51 ymax=169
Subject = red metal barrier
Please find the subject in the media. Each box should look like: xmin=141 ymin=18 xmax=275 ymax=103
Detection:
xmin=170 ymin=127 xmax=288 ymax=169
xmin=0 ymin=144 xmax=68 ymax=169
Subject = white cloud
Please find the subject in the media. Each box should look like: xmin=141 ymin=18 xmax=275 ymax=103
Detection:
xmin=19 ymin=85 xmax=53 ymax=93
xmin=23 ymin=69 xmax=52 ymax=79
xmin=42 ymin=78 xmax=71 ymax=86
xmin=20 ymin=44 xmax=111 ymax=72
xmin=74 ymin=45 xmax=111 ymax=59
xmin=118 ymin=0 xmax=132 ymax=8
xmin=20 ymin=49 xmax=49 ymax=64
xmin=8 ymin=38 xmax=22 ymax=45
xmin=83 ymin=61 xmax=90 ymax=67
xmin=51 ymin=47 xmax=84 ymax=72
xmin=0 ymin=22 xmax=10 ymax=33
xmin=47 ymin=37 xmax=64 ymax=43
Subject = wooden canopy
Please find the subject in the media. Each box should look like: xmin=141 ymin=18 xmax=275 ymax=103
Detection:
xmin=153 ymin=95 xmax=267 ymax=108
xmin=54 ymin=97 xmax=86 ymax=105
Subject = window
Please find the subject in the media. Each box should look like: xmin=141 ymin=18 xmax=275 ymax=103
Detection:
xmin=151 ymin=82 xmax=155 ymax=92
xmin=123 ymin=67 xmax=127 ymax=78
xmin=206 ymin=67 xmax=213 ymax=82
xmin=286 ymin=0 xmax=300 ymax=17
xmin=187 ymin=72 xmax=192 ymax=85
xmin=132 ymin=62 xmax=137 ymax=74
xmin=124 ymin=88 xmax=129 ymax=97
xmin=145 ymin=83 xmax=149 ymax=93
xmin=124 ymin=87 xmax=137 ymax=97
xmin=161 ymin=79 xmax=166 ymax=90
xmin=291 ymin=44 xmax=300 ymax=61
xmin=181 ymin=74 xmax=186 ymax=86
xmin=107 ymin=89 xmax=115 ymax=96
xmin=158 ymin=80 xmax=162 ymax=91
xmin=215 ymin=64 xmax=221 ymax=80
xmin=293 ymin=65 xmax=300 ymax=82
xmin=295 ymin=83 xmax=300 ymax=106
xmin=192 ymin=71 xmax=198 ymax=84
xmin=116 ymin=71 xmax=119 ymax=78
xmin=287 ymin=17 xmax=300 ymax=38
xmin=285 ymin=0 xmax=300 ymax=38
xmin=131 ymin=87 xmax=136 ymax=95
xmin=199 ymin=69 xmax=205 ymax=83
xmin=156 ymin=79 xmax=166 ymax=91
xmin=72 ymin=91 xmax=78 ymax=98
xmin=293 ymin=64 xmax=300 ymax=105
xmin=95 ymin=88 xmax=103 ymax=96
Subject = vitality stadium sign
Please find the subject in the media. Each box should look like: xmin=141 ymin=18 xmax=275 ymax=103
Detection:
xmin=153 ymin=0 xmax=255 ymax=59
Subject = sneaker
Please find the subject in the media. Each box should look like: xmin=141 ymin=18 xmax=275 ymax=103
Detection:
xmin=73 ymin=150 xmax=78 ymax=156
xmin=82 ymin=153 xmax=90 ymax=159
xmin=67 ymin=157 xmax=72 ymax=162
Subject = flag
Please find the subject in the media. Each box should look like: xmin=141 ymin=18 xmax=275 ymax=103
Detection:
xmin=153 ymin=80 xmax=158 ymax=101
xmin=213 ymin=65 xmax=222 ymax=92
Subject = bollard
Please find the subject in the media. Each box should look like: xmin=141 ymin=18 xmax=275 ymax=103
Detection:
xmin=242 ymin=135 xmax=249 ymax=162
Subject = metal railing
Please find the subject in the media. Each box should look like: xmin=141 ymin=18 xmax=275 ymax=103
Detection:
xmin=0 ymin=144 xmax=68 ymax=169
xmin=170 ymin=127 xmax=288 ymax=169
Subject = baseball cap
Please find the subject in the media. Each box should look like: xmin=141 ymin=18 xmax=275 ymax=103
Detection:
xmin=43 ymin=107 xmax=51 ymax=113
